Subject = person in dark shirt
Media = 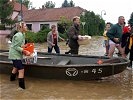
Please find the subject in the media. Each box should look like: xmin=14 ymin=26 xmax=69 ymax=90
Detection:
xmin=107 ymin=16 xmax=126 ymax=58
xmin=67 ymin=16 xmax=83 ymax=54
xmin=125 ymin=24 xmax=133 ymax=67
xmin=121 ymin=22 xmax=131 ymax=48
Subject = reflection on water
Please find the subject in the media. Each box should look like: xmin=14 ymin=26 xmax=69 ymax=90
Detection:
xmin=0 ymin=36 xmax=133 ymax=99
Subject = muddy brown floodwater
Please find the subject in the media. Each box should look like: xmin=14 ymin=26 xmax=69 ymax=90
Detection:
xmin=0 ymin=36 xmax=133 ymax=100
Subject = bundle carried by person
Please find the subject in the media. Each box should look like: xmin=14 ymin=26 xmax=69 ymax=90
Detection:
xmin=78 ymin=35 xmax=91 ymax=45
xmin=22 ymin=43 xmax=37 ymax=64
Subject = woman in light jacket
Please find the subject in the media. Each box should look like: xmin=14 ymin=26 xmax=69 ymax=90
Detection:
xmin=47 ymin=25 xmax=64 ymax=53
xmin=9 ymin=22 xmax=30 ymax=90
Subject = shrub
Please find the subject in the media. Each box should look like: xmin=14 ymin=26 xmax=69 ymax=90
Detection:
xmin=0 ymin=24 xmax=5 ymax=30
xmin=59 ymin=32 xmax=68 ymax=41
xmin=37 ymin=29 xmax=50 ymax=42
xmin=25 ymin=29 xmax=50 ymax=43
xmin=25 ymin=31 xmax=36 ymax=42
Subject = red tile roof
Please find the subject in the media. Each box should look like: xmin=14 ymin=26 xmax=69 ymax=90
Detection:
xmin=13 ymin=2 xmax=28 ymax=12
xmin=23 ymin=7 xmax=85 ymax=22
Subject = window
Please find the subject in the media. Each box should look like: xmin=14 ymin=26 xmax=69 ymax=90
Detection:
xmin=40 ymin=24 xmax=50 ymax=30
xmin=26 ymin=24 xmax=32 ymax=30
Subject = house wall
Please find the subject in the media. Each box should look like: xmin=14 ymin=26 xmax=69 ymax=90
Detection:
xmin=26 ymin=21 xmax=58 ymax=33
xmin=0 ymin=11 xmax=18 ymax=49
xmin=11 ymin=11 xmax=19 ymax=20
xmin=0 ymin=30 xmax=11 ymax=49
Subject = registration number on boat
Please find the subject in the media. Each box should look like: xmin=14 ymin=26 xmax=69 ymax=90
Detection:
xmin=91 ymin=68 xmax=102 ymax=74
xmin=81 ymin=68 xmax=103 ymax=74
xmin=66 ymin=68 xmax=103 ymax=77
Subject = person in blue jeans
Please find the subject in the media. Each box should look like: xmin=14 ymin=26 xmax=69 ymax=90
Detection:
xmin=47 ymin=25 xmax=64 ymax=53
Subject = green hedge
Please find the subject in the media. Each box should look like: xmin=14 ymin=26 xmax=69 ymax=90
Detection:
xmin=0 ymin=24 xmax=5 ymax=30
xmin=36 ymin=30 xmax=49 ymax=42
xmin=25 ymin=29 xmax=50 ymax=43
xmin=25 ymin=31 xmax=36 ymax=42
xmin=59 ymin=32 xmax=68 ymax=41
xmin=25 ymin=29 xmax=68 ymax=43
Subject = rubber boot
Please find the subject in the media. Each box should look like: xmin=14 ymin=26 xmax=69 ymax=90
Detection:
xmin=10 ymin=73 xmax=16 ymax=81
xmin=18 ymin=78 xmax=25 ymax=89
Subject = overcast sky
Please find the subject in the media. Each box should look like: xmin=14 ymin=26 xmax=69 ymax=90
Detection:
xmin=30 ymin=0 xmax=133 ymax=24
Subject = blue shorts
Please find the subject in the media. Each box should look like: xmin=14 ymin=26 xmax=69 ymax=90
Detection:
xmin=12 ymin=60 xmax=24 ymax=70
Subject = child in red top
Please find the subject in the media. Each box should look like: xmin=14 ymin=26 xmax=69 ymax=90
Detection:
xmin=121 ymin=23 xmax=131 ymax=48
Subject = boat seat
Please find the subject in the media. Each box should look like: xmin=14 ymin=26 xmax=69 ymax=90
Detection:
xmin=57 ymin=59 xmax=71 ymax=65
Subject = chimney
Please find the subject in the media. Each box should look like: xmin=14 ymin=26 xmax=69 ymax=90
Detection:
xmin=42 ymin=5 xmax=45 ymax=9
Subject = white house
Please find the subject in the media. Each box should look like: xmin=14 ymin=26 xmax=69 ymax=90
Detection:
xmin=23 ymin=7 xmax=86 ymax=32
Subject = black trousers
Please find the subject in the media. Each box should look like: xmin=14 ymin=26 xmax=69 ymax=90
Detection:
xmin=48 ymin=44 xmax=60 ymax=54
xmin=69 ymin=46 xmax=79 ymax=54
xmin=129 ymin=46 xmax=133 ymax=61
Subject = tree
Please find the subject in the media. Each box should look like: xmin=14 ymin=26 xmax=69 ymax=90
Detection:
xmin=16 ymin=0 xmax=32 ymax=9
xmin=69 ymin=0 xmax=75 ymax=7
xmin=62 ymin=0 xmax=75 ymax=7
xmin=43 ymin=1 xmax=55 ymax=8
xmin=62 ymin=0 xmax=69 ymax=7
xmin=128 ymin=12 xmax=133 ymax=26
xmin=80 ymin=11 xmax=105 ymax=36
xmin=58 ymin=16 xmax=72 ymax=34
xmin=0 ymin=0 xmax=13 ymax=25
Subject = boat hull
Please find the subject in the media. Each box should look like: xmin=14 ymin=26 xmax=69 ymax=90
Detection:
xmin=0 ymin=50 xmax=130 ymax=80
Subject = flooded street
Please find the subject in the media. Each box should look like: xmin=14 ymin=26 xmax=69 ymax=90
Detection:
xmin=0 ymin=36 xmax=133 ymax=100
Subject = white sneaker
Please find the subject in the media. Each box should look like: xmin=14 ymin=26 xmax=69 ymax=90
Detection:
xmin=127 ymin=67 xmax=132 ymax=70
xmin=17 ymin=87 xmax=25 ymax=91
